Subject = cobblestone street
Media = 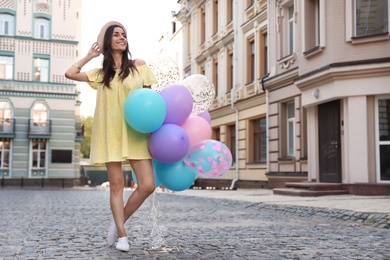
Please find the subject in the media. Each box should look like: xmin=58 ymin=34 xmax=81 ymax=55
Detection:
xmin=0 ymin=189 xmax=389 ymax=259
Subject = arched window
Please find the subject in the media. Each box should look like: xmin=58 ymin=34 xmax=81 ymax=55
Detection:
xmin=32 ymin=102 xmax=48 ymax=126
xmin=34 ymin=17 xmax=50 ymax=39
xmin=0 ymin=13 xmax=15 ymax=36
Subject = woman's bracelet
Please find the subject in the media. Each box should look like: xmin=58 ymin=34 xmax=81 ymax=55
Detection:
xmin=72 ymin=63 xmax=82 ymax=70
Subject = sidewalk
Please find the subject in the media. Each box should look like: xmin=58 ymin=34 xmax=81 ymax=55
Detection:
xmin=174 ymin=188 xmax=390 ymax=214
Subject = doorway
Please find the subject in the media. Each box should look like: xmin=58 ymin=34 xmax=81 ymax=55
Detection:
xmin=318 ymin=100 xmax=341 ymax=183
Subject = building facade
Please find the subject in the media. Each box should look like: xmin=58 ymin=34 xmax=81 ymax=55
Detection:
xmin=177 ymin=0 xmax=390 ymax=194
xmin=265 ymin=0 xmax=390 ymax=194
xmin=177 ymin=0 xmax=269 ymax=189
xmin=0 ymin=0 xmax=83 ymax=187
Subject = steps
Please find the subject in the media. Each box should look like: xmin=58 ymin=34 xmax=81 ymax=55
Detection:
xmin=273 ymin=182 xmax=349 ymax=197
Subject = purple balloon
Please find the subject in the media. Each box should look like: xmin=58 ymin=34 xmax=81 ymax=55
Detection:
xmin=198 ymin=110 xmax=211 ymax=124
xmin=160 ymin=84 xmax=193 ymax=125
xmin=149 ymin=124 xmax=190 ymax=163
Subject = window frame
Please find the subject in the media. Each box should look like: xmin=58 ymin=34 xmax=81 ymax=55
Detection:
xmin=34 ymin=17 xmax=50 ymax=40
xmin=375 ymin=96 xmax=390 ymax=183
xmin=0 ymin=13 xmax=15 ymax=36
xmin=33 ymin=56 xmax=50 ymax=82
xmin=0 ymin=54 xmax=14 ymax=80
xmin=249 ymin=117 xmax=267 ymax=163
xmin=286 ymin=101 xmax=296 ymax=157
xmin=346 ymin=0 xmax=390 ymax=42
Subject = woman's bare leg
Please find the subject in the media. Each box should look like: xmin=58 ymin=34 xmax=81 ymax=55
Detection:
xmin=106 ymin=162 xmax=127 ymax=238
xmin=124 ymin=159 xmax=155 ymax=221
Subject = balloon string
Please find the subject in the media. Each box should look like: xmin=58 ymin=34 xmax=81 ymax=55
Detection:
xmin=149 ymin=191 xmax=167 ymax=250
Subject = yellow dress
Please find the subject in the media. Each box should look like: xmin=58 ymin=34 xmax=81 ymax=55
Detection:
xmin=85 ymin=64 xmax=158 ymax=165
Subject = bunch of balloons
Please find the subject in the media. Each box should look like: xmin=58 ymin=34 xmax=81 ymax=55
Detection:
xmin=124 ymin=72 xmax=232 ymax=192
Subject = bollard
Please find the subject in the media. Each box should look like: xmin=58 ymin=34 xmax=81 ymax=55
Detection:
xmin=62 ymin=178 xmax=65 ymax=189
xmin=21 ymin=177 xmax=23 ymax=188
xmin=41 ymin=177 xmax=44 ymax=188
xmin=1 ymin=175 xmax=4 ymax=188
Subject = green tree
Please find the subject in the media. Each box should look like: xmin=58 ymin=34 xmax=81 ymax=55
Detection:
xmin=81 ymin=116 xmax=93 ymax=158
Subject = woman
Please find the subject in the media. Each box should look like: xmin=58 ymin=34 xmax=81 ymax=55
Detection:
xmin=65 ymin=21 xmax=157 ymax=252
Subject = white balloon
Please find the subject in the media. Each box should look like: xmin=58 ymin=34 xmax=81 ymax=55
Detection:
xmin=148 ymin=54 xmax=180 ymax=92
xmin=181 ymin=74 xmax=215 ymax=115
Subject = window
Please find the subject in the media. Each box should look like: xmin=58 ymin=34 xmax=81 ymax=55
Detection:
xmin=287 ymin=5 xmax=295 ymax=55
xmin=213 ymin=0 xmax=218 ymax=35
xmin=227 ymin=0 xmax=233 ymax=24
xmin=34 ymin=57 xmax=49 ymax=82
xmin=0 ymin=140 xmax=10 ymax=169
xmin=304 ymin=0 xmax=320 ymax=52
xmin=212 ymin=127 xmax=221 ymax=141
xmin=259 ymin=32 xmax=268 ymax=77
xmin=32 ymin=140 xmax=46 ymax=169
xmin=378 ymin=98 xmax=390 ymax=181
xmin=355 ymin=0 xmax=388 ymax=37
xmin=0 ymin=55 xmax=13 ymax=80
xmin=34 ymin=18 xmax=50 ymax=39
xmin=0 ymin=14 xmax=15 ymax=36
xmin=246 ymin=38 xmax=255 ymax=84
xmin=0 ymin=100 xmax=12 ymax=133
xmin=200 ymin=7 xmax=206 ymax=44
xmin=287 ymin=101 xmax=295 ymax=156
xmin=246 ymin=0 xmax=255 ymax=9
xmin=252 ymin=118 xmax=267 ymax=163
xmin=51 ymin=150 xmax=72 ymax=163
xmin=228 ymin=125 xmax=236 ymax=164
xmin=226 ymin=51 xmax=233 ymax=93
xmin=213 ymin=59 xmax=218 ymax=97
xmin=32 ymin=102 xmax=48 ymax=126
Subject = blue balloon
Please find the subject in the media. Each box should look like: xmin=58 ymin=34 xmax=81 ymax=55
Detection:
xmin=154 ymin=160 xmax=196 ymax=192
xmin=124 ymin=88 xmax=166 ymax=133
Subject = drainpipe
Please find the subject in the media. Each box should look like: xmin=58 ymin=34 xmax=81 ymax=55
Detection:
xmin=230 ymin=0 xmax=239 ymax=190
xmin=261 ymin=73 xmax=270 ymax=174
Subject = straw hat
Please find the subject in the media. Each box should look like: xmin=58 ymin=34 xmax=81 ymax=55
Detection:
xmin=97 ymin=21 xmax=127 ymax=54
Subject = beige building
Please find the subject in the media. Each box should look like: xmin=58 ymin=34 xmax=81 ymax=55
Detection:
xmin=177 ymin=0 xmax=269 ymax=189
xmin=265 ymin=0 xmax=390 ymax=195
xmin=176 ymin=0 xmax=390 ymax=195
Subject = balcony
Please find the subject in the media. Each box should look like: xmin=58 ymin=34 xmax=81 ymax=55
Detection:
xmin=28 ymin=119 xmax=51 ymax=139
xmin=0 ymin=119 xmax=16 ymax=138
xmin=75 ymin=123 xmax=84 ymax=141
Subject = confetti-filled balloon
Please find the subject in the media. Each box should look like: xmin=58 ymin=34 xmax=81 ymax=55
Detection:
xmin=183 ymin=139 xmax=232 ymax=179
xmin=181 ymin=74 xmax=215 ymax=116
xmin=149 ymin=54 xmax=181 ymax=92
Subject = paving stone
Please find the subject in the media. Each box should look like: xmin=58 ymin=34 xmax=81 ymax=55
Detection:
xmin=0 ymin=189 xmax=389 ymax=259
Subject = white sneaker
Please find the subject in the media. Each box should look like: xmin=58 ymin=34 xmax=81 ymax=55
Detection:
xmin=116 ymin=237 xmax=129 ymax=252
xmin=107 ymin=220 xmax=118 ymax=246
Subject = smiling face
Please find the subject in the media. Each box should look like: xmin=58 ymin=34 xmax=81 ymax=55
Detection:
xmin=110 ymin=26 xmax=127 ymax=52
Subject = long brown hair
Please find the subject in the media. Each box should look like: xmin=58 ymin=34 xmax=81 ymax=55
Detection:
xmin=99 ymin=25 xmax=138 ymax=88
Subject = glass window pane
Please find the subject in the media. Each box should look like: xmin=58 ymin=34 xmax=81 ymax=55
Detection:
xmin=378 ymin=99 xmax=390 ymax=141
xmin=288 ymin=121 xmax=294 ymax=155
xmin=32 ymin=152 xmax=38 ymax=167
xmin=3 ymin=151 xmax=9 ymax=168
xmin=356 ymin=0 xmax=388 ymax=36
xmin=287 ymin=102 xmax=295 ymax=118
xmin=380 ymin=145 xmax=390 ymax=181
xmin=0 ymin=56 xmax=14 ymax=80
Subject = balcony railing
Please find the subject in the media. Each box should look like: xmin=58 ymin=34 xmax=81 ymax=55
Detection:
xmin=0 ymin=118 xmax=15 ymax=138
xmin=28 ymin=119 xmax=51 ymax=139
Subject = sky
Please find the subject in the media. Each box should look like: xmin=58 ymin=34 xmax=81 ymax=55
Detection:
xmin=79 ymin=0 xmax=180 ymax=116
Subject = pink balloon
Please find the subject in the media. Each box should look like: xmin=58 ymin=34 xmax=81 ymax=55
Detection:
xmin=181 ymin=116 xmax=212 ymax=148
